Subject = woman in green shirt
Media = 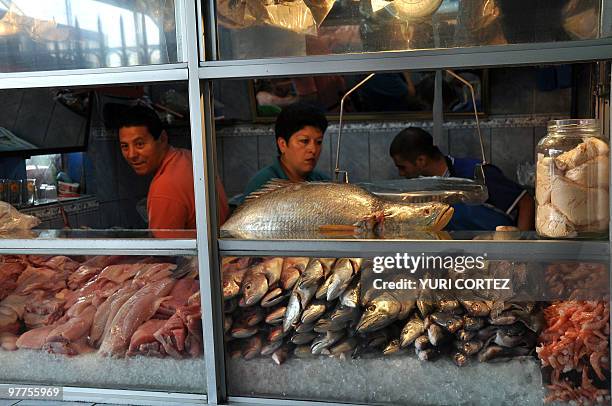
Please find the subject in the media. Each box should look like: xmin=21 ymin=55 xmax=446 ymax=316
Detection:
xmin=239 ymin=103 xmax=330 ymax=204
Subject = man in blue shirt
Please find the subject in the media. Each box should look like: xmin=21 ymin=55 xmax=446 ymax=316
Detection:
xmin=240 ymin=103 xmax=329 ymax=203
xmin=389 ymin=127 xmax=535 ymax=231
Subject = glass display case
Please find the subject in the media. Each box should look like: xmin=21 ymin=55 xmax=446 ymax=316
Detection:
xmin=0 ymin=0 xmax=610 ymax=405
xmin=0 ymin=253 xmax=205 ymax=393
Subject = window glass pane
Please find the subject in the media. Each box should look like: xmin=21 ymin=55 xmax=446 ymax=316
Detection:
xmin=0 ymin=0 xmax=180 ymax=72
xmin=0 ymin=254 xmax=206 ymax=393
xmin=0 ymin=82 xmax=197 ymax=237
xmin=214 ymin=0 xmax=602 ymax=60
xmin=223 ymin=255 xmax=610 ymax=404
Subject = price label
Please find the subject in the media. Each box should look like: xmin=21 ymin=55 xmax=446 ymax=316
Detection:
xmin=0 ymin=384 xmax=63 ymax=400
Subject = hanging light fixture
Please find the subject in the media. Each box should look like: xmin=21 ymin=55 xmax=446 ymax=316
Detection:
xmin=373 ymin=0 xmax=443 ymax=19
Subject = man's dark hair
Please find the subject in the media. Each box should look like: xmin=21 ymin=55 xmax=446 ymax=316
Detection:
xmin=116 ymin=105 xmax=164 ymax=140
xmin=389 ymin=127 xmax=443 ymax=162
xmin=275 ymin=103 xmax=328 ymax=153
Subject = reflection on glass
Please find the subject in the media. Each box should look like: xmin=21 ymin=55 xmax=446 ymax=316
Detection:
xmin=216 ymin=0 xmax=602 ymax=60
xmin=251 ymin=70 xmax=486 ymax=118
xmin=224 ymin=256 xmax=610 ymax=404
xmin=0 ymin=254 xmax=205 ymax=393
xmin=0 ymin=0 xmax=179 ymax=72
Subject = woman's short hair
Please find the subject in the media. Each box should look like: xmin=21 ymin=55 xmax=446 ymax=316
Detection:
xmin=275 ymin=103 xmax=328 ymax=149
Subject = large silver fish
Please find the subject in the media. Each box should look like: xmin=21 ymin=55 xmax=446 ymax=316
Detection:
xmin=221 ymin=181 xmax=453 ymax=238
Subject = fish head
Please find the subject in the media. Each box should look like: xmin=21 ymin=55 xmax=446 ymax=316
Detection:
xmin=356 ymin=293 xmax=401 ymax=333
xmin=280 ymin=267 xmax=300 ymax=290
xmin=223 ymin=277 xmax=240 ymax=300
xmin=383 ymin=202 xmax=454 ymax=231
xmin=242 ymin=273 xmax=268 ymax=306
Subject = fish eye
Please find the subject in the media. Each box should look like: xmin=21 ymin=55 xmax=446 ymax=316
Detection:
xmin=424 ymin=209 xmax=430 ymax=215
xmin=245 ymin=283 xmax=251 ymax=290
xmin=367 ymin=304 xmax=376 ymax=312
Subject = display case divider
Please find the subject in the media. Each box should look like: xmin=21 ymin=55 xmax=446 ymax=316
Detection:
xmin=186 ymin=0 xmax=226 ymax=401
xmin=199 ymin=40 xmax=612 ymax=80
xmin=0 ymin=65 xmax=188 ymax=90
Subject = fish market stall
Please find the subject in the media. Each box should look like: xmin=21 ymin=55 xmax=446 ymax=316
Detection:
xmin=0 ymin=0 xmax=612 ymax=405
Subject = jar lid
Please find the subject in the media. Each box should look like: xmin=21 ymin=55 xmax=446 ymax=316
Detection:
xmin=547 ymin=119 xmax=600 ymax=134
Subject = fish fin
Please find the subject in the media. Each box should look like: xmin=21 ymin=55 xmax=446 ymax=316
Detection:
xmin=318 ymin=225 xmax=360 ymax=237
xmin=243 ymin=179 xmax=295 ymax=203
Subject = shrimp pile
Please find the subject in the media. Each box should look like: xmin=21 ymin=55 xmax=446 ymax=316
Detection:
xmin=545 ymin=263 xmax=608 ymax=300
xmin=537 ymin=301 xmax=610 ymax=404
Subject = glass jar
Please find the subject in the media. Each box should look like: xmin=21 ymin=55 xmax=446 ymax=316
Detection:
xmin=536 ymin=119 xmax=609 ymax=238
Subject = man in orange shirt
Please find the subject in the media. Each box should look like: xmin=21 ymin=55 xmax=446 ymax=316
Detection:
xmin=117 ymin=106 xmax=229 ymax=234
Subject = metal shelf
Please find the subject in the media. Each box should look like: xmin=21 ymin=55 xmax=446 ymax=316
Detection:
xmin=0 ymin=64 xmax=188 ymax=90
xmin=218 ymin=238 xmax=610 ymax=262
xmin=0 ymin=237 xmax=197 ymax=256
xmin=199 ymin=39 xmax=612 ymax=80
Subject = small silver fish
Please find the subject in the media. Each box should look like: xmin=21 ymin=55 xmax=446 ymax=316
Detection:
xmin=431 ymin=312 xmax=464 ymax=333
xmin=265 ymin=306 xmax=286 ymax=325
xmin=340 ymin=279 xmax=360 ymax=308
xmin=311 ymin=330 xmax=345 ymax=355
xmin=314 ymin=317 xmax=346 ymax=333
xmin=330 ymin=337 xmax=358 ymax=356
xmin=242 ymin=334 xmax=263 ymax=360
xmin=268 ymin=325 xmax=287 ymax=342
xmin=463 ymin=316 xmax=485 ymax=331
xmin=356 ymin=292 xmax=401 ymax=333
xmin=326 ymin=258 xmax=357 ymax=301
xmin=427 ymin=324 xmax=447 ymax=346
xmin=260 ymin=339 xmax=283 ymax=356
xmin=400 ymin=314 xmax=425 ymax=348
xmin=280 ymin=257 xmax=309 ymax=290
xmin=294 ymin=345 xmax=314 ymax=358
xmin=383 ymin=339 xmax=403 ymax=356
xmin=461 ymin=300 xmax=491 ymax=317
xmin=295 ymin=322 xmax=314 ymax=333
xmin=301 ymin=300 xmax=328 ymax=324
xmin=242 ymin=258 xmax=284 ymax=306
xmin=290 ymin=332 xmax=317 ymax=345
xmin=260 ymin=287 xmax=288 ymax=308
xmin=271 ymin=344 xmax=290 ymax=365
xmin=414 ymin=335 xmax=430 ymax=351
xmin=231 ymin=324 xmax=258 ymax=339
xmin=453 ymin=351 xmax=468 ymax=367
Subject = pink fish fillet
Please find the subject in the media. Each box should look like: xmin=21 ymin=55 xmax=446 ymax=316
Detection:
xmin=46 ymin=305 xmax=96 ymax=343
xmin=98 ymin=264 xmax=144 ymax=284
xmin=89 ymin=284 xmax=138 ymax=346
xmin=127 ymin=319 xmax=168 ymax=356
xmin=0 ymin=332 xmax=18 ymax=351
xmin=98 ymin=277 xmax=176 ymax=357
xmin=16 ymin=325 xmax=56 ymax=349
xmin=157 ymin=278 xmax=199 ymax=317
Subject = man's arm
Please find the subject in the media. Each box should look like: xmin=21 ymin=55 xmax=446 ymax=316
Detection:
xmin=516 ymin=193 xmax=535 ymax=231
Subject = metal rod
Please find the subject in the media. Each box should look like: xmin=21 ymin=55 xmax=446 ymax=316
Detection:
xmin=445 ymin=69 xmax=487 ymax=164
xmin=334 ymin=73 xmax=375 ymax=182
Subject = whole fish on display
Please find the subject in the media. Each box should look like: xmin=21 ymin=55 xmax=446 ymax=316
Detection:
xmin=221 ymin=181 xmax=454 ymax=238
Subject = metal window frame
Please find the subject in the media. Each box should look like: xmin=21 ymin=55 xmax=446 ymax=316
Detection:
xmin=0 ymin=1 xmax=610 ymax=405
xmin=199 ymin=39 xmax=612 ymax=79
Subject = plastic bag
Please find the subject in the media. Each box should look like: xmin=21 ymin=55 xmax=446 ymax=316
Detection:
xmin=217 ymin=0 xmax=334 ymax=34
xmin=0 ymin=201 xmax=40 ymax=231
xmin=358 ymin=177 xmax=488 ymax=204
